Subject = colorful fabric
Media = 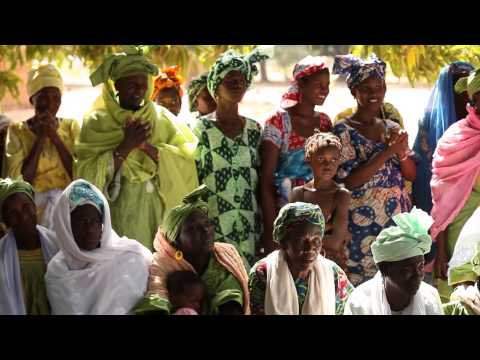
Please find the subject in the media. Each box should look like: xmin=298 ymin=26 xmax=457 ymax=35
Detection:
xmin=249 ymin=253 xmax=354 ymax=315
xmin=473 ymin=243 xmax=480 ymax=276
xmin=188 ymin=73 xmax=208 ymax=112
xmin=89 ymin=46 xmax=158 ymax=86
xmin=26 ymin=63 xmax=64 ymax=99
xmin=280 ymin=56 xmax=327 ymax=109
xmin=68 ymin=180 xmax=105 ymax=217
xmin=273 ymin=202 xmax=325 ymax=244
xmin=332 ymin=120 xmax=412 ymax=286
xmin=207 ymin=48 xmax=270 ymax=98
xmin=45 ymin=179 xmax=153 ymax=315
xmin=0 ymin=225 xmax=58 ymax=315
xmin=162 ymin=185 xmax=209 ymax=244
xmin=0 ymin=177 xmax=34 ymax=219
xmin=372 ymin=207 xmax=433 ymax=264
xmin=194 ymin=114 xmax=262 ymax=266
xmin=334 ymin=102 xmax=405 ymax=128
xmin=151 ymin=65 xmax=185 ymax=101
xmin=454 ymin=68 xmax=480 ymax=99
xmin=412 ymin=62 xmax=474 ymax=213
xmin=430 ymin=105 xmax=480 ymax=241
xmin=76 ymin=59 xmax=198 ymax=250
xmin=333 ymin=53 xmax=386 ymax=90
xmin=135 ymin=230 xmax=249 ymax=315
xmin=344 ymin=272 xmax=444 ymax=315
xmin=5 ymin=118 xmax=79 ymax=193
xmin=262 ymin=110 xmax=332 ymax=209
xmin=447 ymin=284 xmax=480 ymax=315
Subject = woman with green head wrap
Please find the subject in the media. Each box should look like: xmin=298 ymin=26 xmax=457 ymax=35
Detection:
xmin=132 ymin=185 xmax=251 ymax=315
xmin=248 ymin=202 xmax=354 ymax=315
xmin=0 ymin=178 xmax=58 ymax=314
xmin=194 ymin=48 xmax=270 ymax=267
xmin=188 ymin=73 xmax=216 ymax=118
xmin=344 ymin=207 xmax=443 ymax=315
xmin=75 ymin=46 xmax=199 ymax=250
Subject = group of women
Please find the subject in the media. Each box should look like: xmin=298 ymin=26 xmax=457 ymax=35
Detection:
xmin=1 ymin=45 xmax=480 ymax=315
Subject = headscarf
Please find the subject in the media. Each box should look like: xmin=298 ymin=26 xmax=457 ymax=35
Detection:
xmin=89 ymin=46 xmax=159 ymax=87
xmin=188 ymin=73 xmax=208 ymax=112
xmin=273 ymin=202 xmax=325 ymax=244
xmin=371 ymin=207 xmax=433 ymax=264
xmin=26 ymin=63 xmax=64 ymax=99
xmin=0 ymin=178 xmax=35 ymax=221
xmin=162 ymin=185 xmax=209 ymax=244
xmin=280 ymin=56 xmax=327 ymax=109
xmin=455 ymin=67 xmax=480 ymax=99
xmin=333 ymin=53 xmax=386 ymax=90
xmin=151 ymin=65 xmax=185 ymax=101
xmin=412 ymin=61 xmax=474 ymax=213
xmin=68 ymin=180 xmax=105 ymax=219
xmin=207 ymin=48 xmax=270 ymax=98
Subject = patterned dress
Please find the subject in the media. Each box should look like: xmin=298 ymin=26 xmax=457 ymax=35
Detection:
xmin=332 ymin=119 xmax=412 ymax=286
xmin=262 ymin=109 xmax=332 ymax=210
xmin=194 ymin=113 xmax=262 ymax=267
xmin=248 ymin=257 xmax=354 ymax=315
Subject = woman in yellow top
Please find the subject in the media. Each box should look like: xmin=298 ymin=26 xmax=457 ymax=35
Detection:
xmin=4 ymin=64 xmax=79 ymax=229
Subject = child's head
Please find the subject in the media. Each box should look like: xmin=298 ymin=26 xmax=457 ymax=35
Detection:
xmin=167 ymin=271 xmax=206 ymax=314
xmin=305 ymin=131 xmax=342 ymax=181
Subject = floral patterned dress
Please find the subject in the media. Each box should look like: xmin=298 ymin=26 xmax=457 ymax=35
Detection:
xmin=332 ymin=119 xmax=412 ymax=286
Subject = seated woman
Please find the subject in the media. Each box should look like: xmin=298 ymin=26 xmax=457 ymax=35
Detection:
xmin=0 ymin=178 xmax=58 ymax=315
xmin=133 ymin=185 xmax=250 ymax=315
xmin=4 ymin=63 xmax=79 ymax=229
xmin=430 ymin=69 xmax=480 ymax=302
xmin=151 ymin=65 xmax=184 ymax=116
xmin=290 ymin=131 xmax=350 ymax=269
xmin=344 ymin=207 xmax=443 ymax=315
xmin=45 ymin=179 xmax=153 ymax=315
xmin=249 ymin=202 xmax=354 ymax=315
xmin=261 ymin=56 xmax=332 ymax=255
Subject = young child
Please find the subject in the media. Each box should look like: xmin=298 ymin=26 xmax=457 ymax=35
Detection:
xmin=289 ymin=131 xmax=351 ymax=269
xmin=167 ymin=270 xmax=206 ymax=315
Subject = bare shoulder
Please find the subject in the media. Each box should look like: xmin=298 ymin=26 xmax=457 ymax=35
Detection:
xmin=289 ymin=185 xmax=304 ymax=203
xmin=335 ymin=185 xmax=351 ymax=205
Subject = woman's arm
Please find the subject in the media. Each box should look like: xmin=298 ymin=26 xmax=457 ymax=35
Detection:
xmin=323 ymin=189 xmax=350 ymax=253
xmin=21 ymin=135 xmax=46 ymax=184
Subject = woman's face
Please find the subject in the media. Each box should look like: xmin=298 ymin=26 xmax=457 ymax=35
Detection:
xmin=307 ymin=146 xmax=341 ymax=182
xmin=384 ymin=255 xmax=425 ymax=296
xmin=156 ymin=87 xmax=182 ymax=116
xmin=282 ymin=222 xmax=323 ymax=272
xmin=114 ymin=74 xmax=148 ymax=111
xmin=2 ymin=193 xmax=37 ymax=232
xmin=352 ymin=75 xmax=386 ymax=112
xmin=31 ymin=86 xmax=61 ymax=117
xmin=452 ymin=71 xmax=471 ymax=120
xmin=299 ymin=69 xmax=330 ymax=106
xmin=216 ymin=70 xmax=247 ymax=104
xmin=176 ymin=210 xmax=214 ymax=256
xmin=71 ymin=204 xmax=103 ymax=251
xmin=196 ymin=88 xmax=216 ymax=115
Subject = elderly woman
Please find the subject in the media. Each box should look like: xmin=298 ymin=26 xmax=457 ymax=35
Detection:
xmin=194 ymin=48 xmax=269 ymax=267
xmin=248 ymin=202 xmax=353 ymax=315
xmin=75 ymin=47 xmax=198 ymax=250
xmin=151 ymin=65 xmax=184 ymax=116
xmin=332 ymin=54 xmax=416 ymax=286
xmin=430 ymin=69 xmax=480 ymax=302
xmin=45 ymin=179 xmax=152 ymax=315
xmin=412 ymin=61 xmax=474 ymax=213
xmin=4 ymin=63 xmax=80 ymax=229
xmin=344 ymin=207 xmax=443 ymax=315
xmin=261 ymin=56 xmax=332 ymax=255
xmin=133 ymin=185 xmax=250 ymax=315
xmin=0 ymin=178 xmax=58 ymax=315
xmin=187 ymin=73 xmax=217 ymax=118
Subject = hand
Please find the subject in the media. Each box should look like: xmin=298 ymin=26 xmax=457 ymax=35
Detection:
xmin=119 ymin=117 xmax=151 ymax=154
xmin=387 ymin=130 xmax=408 ymax=156
xmin=434 ymin=250 xmax=449 ymax=280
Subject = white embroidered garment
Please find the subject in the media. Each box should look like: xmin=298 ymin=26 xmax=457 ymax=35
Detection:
xmin=264 ymin=250 xmax=336 ymax=315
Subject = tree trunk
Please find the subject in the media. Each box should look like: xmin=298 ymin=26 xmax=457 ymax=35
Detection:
xmin=259 ymin=61 xmax=270 ymax=83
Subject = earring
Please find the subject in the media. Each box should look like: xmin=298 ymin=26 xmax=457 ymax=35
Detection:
xmin=174 ymin=250 xmax=183 ymax=261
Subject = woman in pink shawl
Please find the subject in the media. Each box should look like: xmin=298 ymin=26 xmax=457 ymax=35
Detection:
xmin=431 ymin=68 xmax=480 ymax=302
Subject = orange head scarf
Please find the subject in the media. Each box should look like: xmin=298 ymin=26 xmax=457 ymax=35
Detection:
xmin=151 ymin=65 xmax=184 ymax=101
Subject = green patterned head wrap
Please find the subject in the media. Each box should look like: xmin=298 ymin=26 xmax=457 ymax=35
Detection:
xmin=454 ymin=68 xmax=480 ymax=99
xmin=188 ymin=73 xmax=209 ymax=112
xmin=0 ymin=177 xmax=35 ymax=222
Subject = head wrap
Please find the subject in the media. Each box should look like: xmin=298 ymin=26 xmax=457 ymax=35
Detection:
xmin=151 ymin=65 xmax=184 ymax=101
xmin=472 ymin=242 xmax=480 ymax=276
xmin=188 ymin=73 xmax=209 ymax=112
xmin=454 ymin=68 xmax=480 ymax=99
xmin=68 ymin=180 xmax=105 ymax=218
xmin=207 ymin=47 xmax=270 ymax=98
xmin=273 ymin=202 xmax=325 ymax=244
xmin=0 ymin=178 xmax=35 ymax=222
xmin=280 ymin=56 xmax=328 ymax=109
xmin=162 ymin=185 xmax=209 ymax=243
xmin=333 ymin=53 xmax=386 ymax=90
xmin=372 ymin=207 xmax=433 ymax=264
xmin=27 ymin=63 xmax=64 ymax=99
xmin=90 ymin=46 xmax=159 ymax=87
